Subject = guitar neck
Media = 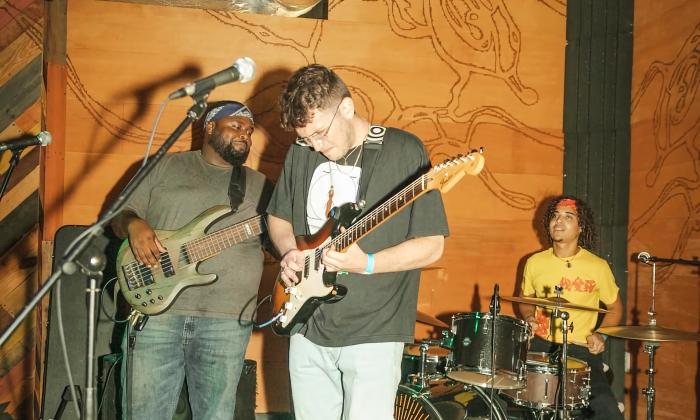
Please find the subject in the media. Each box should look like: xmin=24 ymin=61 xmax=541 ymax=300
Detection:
xmin=330 ymin=173 xmax=430 ymax=252
xmin=184 ymin=215 xmax=265 ymax=262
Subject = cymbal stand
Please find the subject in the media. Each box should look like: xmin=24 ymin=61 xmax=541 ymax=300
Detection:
xmin=642 ymin=259 xmax=660 ymax=420
xmin=552 ymin=285 xmax=572 ymax=420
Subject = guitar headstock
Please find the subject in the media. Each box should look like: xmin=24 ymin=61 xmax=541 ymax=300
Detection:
xmin=428 ymin=149 xmax=485 ymax=193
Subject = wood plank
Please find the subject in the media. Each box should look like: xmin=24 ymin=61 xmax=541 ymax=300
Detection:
xmin=0 ymin=165 xmax=38 ymax=221
xmin=0 ymin=0 xmax=44 ymax=50
xmin=0 ymin=54 xmax=41 ymax=133
xmin=0 ymin=0 xmax=39 ymax=30
xmin=0 ymin=147 xmax=39 ymax=197
xmin=0 ymin=32 xmax=41 ymax=87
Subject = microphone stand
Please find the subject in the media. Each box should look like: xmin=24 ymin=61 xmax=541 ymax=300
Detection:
xmin=0 ymin=94 xmax=210 ymax=420
xmin=0 ymin=148 xmax=22 ymax=201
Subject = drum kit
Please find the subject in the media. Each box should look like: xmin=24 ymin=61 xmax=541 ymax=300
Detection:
xmin=395 ymin=281 xmax=700 ymax=420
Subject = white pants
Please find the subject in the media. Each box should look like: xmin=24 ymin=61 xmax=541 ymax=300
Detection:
xmin=289 ymin=334 xmax=404 ymax=420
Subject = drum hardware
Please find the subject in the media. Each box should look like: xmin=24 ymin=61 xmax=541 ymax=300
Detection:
xmin=550 ymin=285 xmax=573 ymax=420
xmin=402 ymin=340 xmax=450 ymax=388
xmin=597 ymin=252 xmax=700 ymax=420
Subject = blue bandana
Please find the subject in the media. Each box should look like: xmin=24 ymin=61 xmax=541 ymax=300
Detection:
xmin=204 ymin=101 xmax=254 ymax=125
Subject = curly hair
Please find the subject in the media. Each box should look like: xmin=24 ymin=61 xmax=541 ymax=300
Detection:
xmin=279 ymin=64 xmax=350 ymax=130
xmin=542 ymin=195 xmax=598 ymax=250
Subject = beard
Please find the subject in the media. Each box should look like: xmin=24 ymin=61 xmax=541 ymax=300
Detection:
xmin=209 ymin=128 xmax=250 ymax=166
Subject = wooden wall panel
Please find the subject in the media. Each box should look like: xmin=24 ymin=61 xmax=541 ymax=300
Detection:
xmin=0 ymin=0 xmax=44 ymax=419
xmin=629 ymin=1 xmax=700 ymax=419
xmin=60 ymin=0 xmax=566 ymax=412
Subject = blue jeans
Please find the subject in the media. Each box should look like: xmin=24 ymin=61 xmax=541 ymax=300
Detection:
xmin=121 ymin=314 xmax=252 ymax=420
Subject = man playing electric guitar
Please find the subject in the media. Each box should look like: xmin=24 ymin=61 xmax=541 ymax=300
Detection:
xmin=111 ymin=101 xmax=270 ymax=420
xmin=267 ymin=64 xmax=450 ymax=420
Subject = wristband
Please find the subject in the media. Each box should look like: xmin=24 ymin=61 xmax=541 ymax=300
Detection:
xmin=364 ymin=253 xmax=375 ymax=274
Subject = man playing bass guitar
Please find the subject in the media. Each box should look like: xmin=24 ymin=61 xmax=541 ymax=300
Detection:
xmin=267 ymin=64 xmax=450 ymax=420
xmin=111 ymin=101 xmax=270 ymax=420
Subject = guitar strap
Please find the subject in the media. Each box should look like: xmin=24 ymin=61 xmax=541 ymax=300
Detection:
xmin=357 ymin=125 xmax=385 ymax=205
xmin=228 ymin=165 xmax=246 ymax=213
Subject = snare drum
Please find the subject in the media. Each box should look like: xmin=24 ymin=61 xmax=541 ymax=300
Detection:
xmin=394 ymin=379 xmax=507 ymax=420
xmin=401 ymin=344 xmax=449 ymax=384
xmin=501 ymin=352 xmax=591 ymax=409
xmin=447 ymin=312 xmax=530 ymax=389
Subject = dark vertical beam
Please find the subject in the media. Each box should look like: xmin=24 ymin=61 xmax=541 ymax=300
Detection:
xmin=37 ymin=0 xmax=68 ymax=414
xmin=563 ymin=0 xmax=634 ymax=406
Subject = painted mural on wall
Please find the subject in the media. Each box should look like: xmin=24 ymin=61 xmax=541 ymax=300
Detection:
xmin=62 ymin=0 xmax=565 ymax=214
xmin=629 ymin=22 xmax=700 ymax=282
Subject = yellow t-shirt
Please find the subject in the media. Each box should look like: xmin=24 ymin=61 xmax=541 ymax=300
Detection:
xmin=521 ymin=248 xmax=619 ymax=345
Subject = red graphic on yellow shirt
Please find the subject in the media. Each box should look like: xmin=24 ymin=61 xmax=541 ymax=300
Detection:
xmin=560 ymin=277 xmax=596 ymax=293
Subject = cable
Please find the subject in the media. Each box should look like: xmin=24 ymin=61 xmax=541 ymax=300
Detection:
xmin=250 ymin=294 xmax=284 ymax=328
xmin=99 ymin=277 xmax=129 ymax=324
xmin=96 ymin=353 xmax=122 ymax=416
xmin=141 ymin=98 xmax=171 ymax=167
xmin=56 ymin=278 xmax=82 ymax=418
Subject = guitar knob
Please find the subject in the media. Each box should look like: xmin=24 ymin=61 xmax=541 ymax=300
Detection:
xmin=285 ymin=287 xmax=298 ymax=296
xmin=279 ymin=315 xmax=287 ymax=323
xmin=284 ymin=302 xmax=294 ymax=310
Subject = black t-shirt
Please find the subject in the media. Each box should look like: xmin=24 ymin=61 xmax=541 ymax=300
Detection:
xmin=267 ymin=127 xmax=449 ymax=346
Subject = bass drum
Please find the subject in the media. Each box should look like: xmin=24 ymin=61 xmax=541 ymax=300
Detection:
xmin=394 ymin=380 xmax=507 ymax=420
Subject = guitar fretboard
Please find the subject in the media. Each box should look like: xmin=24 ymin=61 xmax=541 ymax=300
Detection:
xmin=183 ymin=215 xmax=265 ymax=263
xmin=325 ymin=173 xmax=430 ymax=253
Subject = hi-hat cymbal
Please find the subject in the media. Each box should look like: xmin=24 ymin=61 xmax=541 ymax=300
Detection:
xmin=503 ymin=296 xmax=609 ymax=313
xmin=598 ymin=325 xmax=700 ymax=342
xmin=416 ymin=310 xmax=449 ymax=328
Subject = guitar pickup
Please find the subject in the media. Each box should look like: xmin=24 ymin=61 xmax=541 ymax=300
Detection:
xmin=160 ymin=252 xmax=175 ymax=278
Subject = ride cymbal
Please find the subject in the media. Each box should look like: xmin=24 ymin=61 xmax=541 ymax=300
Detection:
xmin=598 ymin=325 xmax=700 ymax=342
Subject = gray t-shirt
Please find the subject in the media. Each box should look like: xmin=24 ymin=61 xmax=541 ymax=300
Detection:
xmin=124 ymin=150 xmax=268 ymax=319
xmin=267 ymin=127 xmax=449 ymax=346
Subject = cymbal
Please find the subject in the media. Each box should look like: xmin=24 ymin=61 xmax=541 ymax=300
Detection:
xmin=416 ymin=310 xmax=449 ymax=328
xmin=598 ymin=325 xmax=700 ymax=342
xmin=503 ymin=296 xmax=609 ymax=313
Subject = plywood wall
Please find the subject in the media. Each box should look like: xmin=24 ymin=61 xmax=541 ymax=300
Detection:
xmin=628 ymin=1 xmax=700 ymax=419
xmin=0 ymin=0 xmax=43 ymax=419
xmin=59 ymin=0 xmax=566 ymax=413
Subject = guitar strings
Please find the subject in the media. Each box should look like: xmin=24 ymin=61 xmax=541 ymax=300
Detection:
xmin=317 ymin=173 xmax=426 ymax=258
xmin=125 ymin=216 xmax=263 ymax=286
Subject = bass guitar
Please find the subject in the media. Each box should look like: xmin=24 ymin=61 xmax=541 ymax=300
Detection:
xmin=271 ymin=151 xmax=485 ymax=335
xmin=116 ymin=206 xmax=265 ymax=314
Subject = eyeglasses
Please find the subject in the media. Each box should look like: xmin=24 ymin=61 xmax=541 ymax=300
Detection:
xmin=295 ymin=102 xmax=341 ymax=147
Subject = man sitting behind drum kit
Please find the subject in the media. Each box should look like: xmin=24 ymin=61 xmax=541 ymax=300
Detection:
xmin=519 ymin=195 xmax=624 ymax=420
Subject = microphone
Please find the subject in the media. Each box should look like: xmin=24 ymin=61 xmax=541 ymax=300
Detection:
xmin=0 ymin=131 xmax=52 ymax=152
xmin=637 ymin=251 xmax=653 ymax=263
xmin=168 ymin=57 xmax=256 ymax=100
xmin=489 ymin=283 xmax=500 ymax=315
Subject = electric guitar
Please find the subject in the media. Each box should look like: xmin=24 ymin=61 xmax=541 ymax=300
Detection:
xmin=271 ymin=150 xmax=485 ymax=335
xmin=116 ymin=206 xmax=265 ymax=314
